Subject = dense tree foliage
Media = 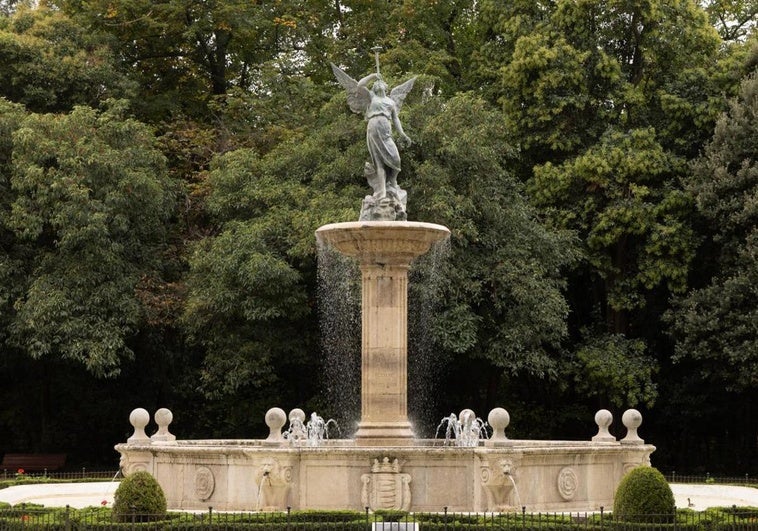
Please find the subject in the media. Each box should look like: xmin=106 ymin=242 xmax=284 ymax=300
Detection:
xmin=0 ymin=5 xmax=132 ymax=112
xmin=2 ymin=101 xmax=174 ymax=377
xmin=474 ymin=0 xmax=754 ymax=418
xmin=0 ymin=0 xmax=755 ymax=473
xmin=670 ymin=73 xmax=758 ymax=390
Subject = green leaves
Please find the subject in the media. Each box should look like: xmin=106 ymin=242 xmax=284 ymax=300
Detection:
xmin=3 ymin=101 xmax=174 ymax=377
xmin=701 ymin=0 xmax=758 ymax=41
xmin=408 ymin=93 xmax=575 ymax=375
xmin=669 ymin=72 xmax=758 ymax=390
xmin=572 ymin=332 xmax=658 ymax=408
xmin=185 ymin=221 xmax=309 ymax=324
xmin=0 ymin=0 xmax=751 ymax=451
xmin=532 ymin=128 xmax=695 ymax=311
xmin=0 ymin=6 xmax=130 ymax=112
xmin=502 ymin=33 xmax=596 ymax=152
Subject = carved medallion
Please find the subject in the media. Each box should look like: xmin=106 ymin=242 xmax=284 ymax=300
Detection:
xmin=557 ymin=467 xmax=578 ymax=501
xmin=194 ymin=466 xmax=215 ymax=501
xmin=129 ymin=463 xmax=147 ymax=474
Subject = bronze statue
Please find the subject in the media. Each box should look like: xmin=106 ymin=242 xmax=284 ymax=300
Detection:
xmin=331 ymin=51 xmax=416 ymax=220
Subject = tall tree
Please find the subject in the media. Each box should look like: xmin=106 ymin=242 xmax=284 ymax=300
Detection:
xmin=3 ymin=100 xmax=175 ymax=377
xmin=670 ymin=71 xmax=758 ymax=390
xmin=471 ymin=0 xmax=738 ymax=407
xmin=58 ymin=0 xmax=337 ymax=120
xmin=0 ymin=98 xmax=28 ymax=347
xmin=653 ymin=70 xmax=758 ymax=473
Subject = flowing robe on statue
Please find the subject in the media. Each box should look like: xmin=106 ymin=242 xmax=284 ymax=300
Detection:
xmin=366 ymin=97 xmax=402 ymax=178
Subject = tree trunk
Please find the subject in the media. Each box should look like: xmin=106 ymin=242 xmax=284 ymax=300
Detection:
xmin=209 ymin=29 xmax=231 ymax=95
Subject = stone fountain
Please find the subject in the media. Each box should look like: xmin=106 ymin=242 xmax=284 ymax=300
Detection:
xmin=114 ymin=58 xmax=655 ymax=513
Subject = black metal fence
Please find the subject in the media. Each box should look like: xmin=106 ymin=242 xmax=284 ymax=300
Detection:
xmin=0 ymin=469 xmax=119 ymax=481
xmin=664 ymin=473 xmax=754 ymax=486
xmin=0 ymin=506 xmax=756 ymax=530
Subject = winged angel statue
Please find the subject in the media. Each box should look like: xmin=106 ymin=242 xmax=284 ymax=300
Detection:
xmin=331 ymin=62 xmax=416 ymax=220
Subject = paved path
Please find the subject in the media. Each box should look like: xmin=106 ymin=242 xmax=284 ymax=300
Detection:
xmin=671 ymin=484 xmax=758 ymax=511
xmin=0 ymin=482 xmax=117 ymax=509
xmin=0 ymin=482 xmax=756 ymax=511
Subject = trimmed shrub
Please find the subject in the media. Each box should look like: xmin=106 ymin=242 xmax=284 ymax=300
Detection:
xmin=287 ymin=510 xmax=365 ymax=522
xmin=374 ymin=509 xmax=409 ymax=522
xmin=613 ymin=466 xmax=675 ymax=522
xmin=112 ymin=471 xmax=167 ymax=522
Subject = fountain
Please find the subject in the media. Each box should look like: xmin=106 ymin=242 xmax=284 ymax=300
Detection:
xmin=436 ymin=410 xmax=489 ymax=448
xmin=114 ymin=57 xmax=655 ymax=513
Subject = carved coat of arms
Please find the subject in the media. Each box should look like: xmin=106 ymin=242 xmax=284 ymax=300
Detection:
xmin=361 ymin=457 xmax=412 ymax=511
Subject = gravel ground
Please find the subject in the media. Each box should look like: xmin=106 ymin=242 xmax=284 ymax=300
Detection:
xmin=671 ymin=483 xmax=758 ymax=511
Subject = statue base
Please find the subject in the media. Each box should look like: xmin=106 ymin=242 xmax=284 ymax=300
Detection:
xmin=361 ymin=162 xmax=408 ymax=221
xmin=359 ymin=192 xmax=407 ymax=221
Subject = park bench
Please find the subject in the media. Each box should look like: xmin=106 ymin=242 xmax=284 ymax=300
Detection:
xmin=1 ymin=453 xmax=67 ymax=472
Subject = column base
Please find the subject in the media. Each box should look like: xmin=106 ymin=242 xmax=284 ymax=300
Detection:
xmin=354 ymin=421 xmax=416 ymax=446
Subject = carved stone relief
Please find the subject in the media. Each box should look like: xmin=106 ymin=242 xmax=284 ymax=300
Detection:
xmin=557 ymin=467 xmax=578 ymax=501
xmin=361 ymin=457 xmax=412 ymax=511
xmin=118 ymin=452 xmax=149 ymax=476
xmin=194 ymin=466 xmax=215 ymax=501
xmin=480 ymin=459 xmax=516 ymax=511
xmin=254 ymin=458 xmax=293 ymax=511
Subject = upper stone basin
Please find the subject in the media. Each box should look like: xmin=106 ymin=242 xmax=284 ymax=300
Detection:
xmin=316 ymin=221 xmax=450 ymax=266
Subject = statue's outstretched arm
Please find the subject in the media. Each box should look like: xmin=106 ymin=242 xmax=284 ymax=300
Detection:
xmin=358 ymin=73 xmax=378 ymax=88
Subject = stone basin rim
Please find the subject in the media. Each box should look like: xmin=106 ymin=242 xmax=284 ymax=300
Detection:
xmin=316 ymin=220 xmax=451 ymax=238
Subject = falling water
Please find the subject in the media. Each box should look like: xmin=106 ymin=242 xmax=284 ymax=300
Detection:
xmin=255 ymin=475 xmax=267 ymax=511
xmin=317 ymin=242 xmax=361 ymax=434
xmin=408 ymin=237 xmax=451 ymax=437
xmin=317 ymin=234 xmax=450 ymax=437
xmin=102 ymin=469 xmax=121 ymax=506
xmin=507 ymin=474 xmax=522 ymax=508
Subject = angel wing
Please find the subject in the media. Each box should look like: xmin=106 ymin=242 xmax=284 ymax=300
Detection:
xmin=330 ymin=63 xmax=371 ymax=114
xmin=389 ymin=77 xmax=417 ymax=112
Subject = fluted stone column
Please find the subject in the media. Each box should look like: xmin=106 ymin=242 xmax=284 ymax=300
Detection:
xmin=354 ymin=263 xmax=414 ymax=443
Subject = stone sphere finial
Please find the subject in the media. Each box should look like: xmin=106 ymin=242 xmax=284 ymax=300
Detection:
xmin=621 ymin=408 xmax=644 ymax=444
xmin=265 ymin=407 xmax=287 ymax=443
xmin=488 ymin=407 xmax=510 ymax=442
xmin=151 ymin=408 xmax=176 ymax=442
xmin=459 ymin=409 xmax=475 ymax=424
xmin=287 ymin=408 xmax=307 ymax=442
xmin=592 ymin=409 xmax=615 ymax=442
xmin=127 ymin=408 xmax=150 ymax=443
xmin=289 ymin=408 xmax=306 ymax=423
